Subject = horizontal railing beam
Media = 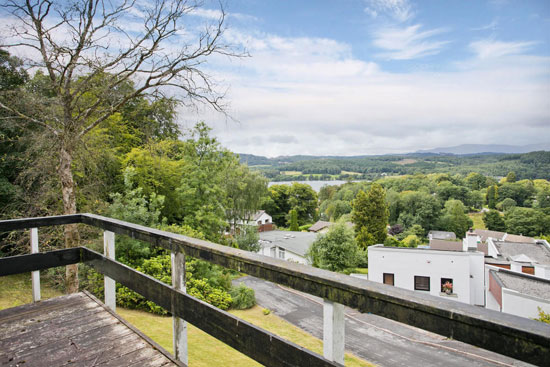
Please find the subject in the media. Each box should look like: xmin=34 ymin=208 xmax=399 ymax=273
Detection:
xmin=78 ymin=213 xmax=550 ymax=366
xmin=1 ymin=214 xmax=549 ymax=366
xmin=80 ymin=248 xmax=338 ymax=367
xmin=0 ymin=248 xmax=81 ymax=276
xmin=0 ymin=214 xmax=82 ymax=231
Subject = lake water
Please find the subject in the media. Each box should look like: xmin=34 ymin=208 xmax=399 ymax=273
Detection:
xmin=268 ymin=180 xmax=364 ymax=192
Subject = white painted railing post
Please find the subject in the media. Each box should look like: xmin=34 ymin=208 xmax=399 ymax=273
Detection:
xmin=323 ymin=299 xmax=345 ymax=365
xmin=103 ymin=230 xmax=116 ymax=311
xmin=171 ymin=250 xmax=188 ymax=364
xmin=30 ymin=228 xmax=40 ymax=302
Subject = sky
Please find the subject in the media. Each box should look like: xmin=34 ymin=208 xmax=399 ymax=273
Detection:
xmin=183 ymin=0 xmax=550 ymax=157
xmin=1 ymin=0 xmax=549 ymax=157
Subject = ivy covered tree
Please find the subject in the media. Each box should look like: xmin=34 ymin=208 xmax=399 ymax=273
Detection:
xmin=352 ymin=184 xmax=389 ymax=248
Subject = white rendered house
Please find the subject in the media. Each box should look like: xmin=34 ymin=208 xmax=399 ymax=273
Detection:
xmin=368 ymin=244 xmax=485 ymax=306
xmin=257 ymin=230 xmax=317 ymax=265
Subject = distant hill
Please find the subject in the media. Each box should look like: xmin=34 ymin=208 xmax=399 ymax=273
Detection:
xmin=416 ymin=144 xmax=550 ymax=155
xmin=237 ymin=150 xmax=550 ymax=182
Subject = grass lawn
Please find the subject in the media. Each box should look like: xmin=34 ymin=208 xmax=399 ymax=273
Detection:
xmin=469 ymin=212 xmax=486 ymax=229
xmin=0 ymin=273 xmax=373 ymax=367
xmin=281 ymin=170 xmax=302 ymax=175
xmin=0 ymin=273 xmax=63 ymax=310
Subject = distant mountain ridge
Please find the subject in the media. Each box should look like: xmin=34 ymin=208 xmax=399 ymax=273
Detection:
xmin=238 ymin=144 xmax=549 ymax=164
xmin=415 ymin=144 xmax=550 ymax=155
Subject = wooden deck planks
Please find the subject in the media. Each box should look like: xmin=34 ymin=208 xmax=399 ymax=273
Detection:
xmin=0 ymin=292 xmax=183 ymax=367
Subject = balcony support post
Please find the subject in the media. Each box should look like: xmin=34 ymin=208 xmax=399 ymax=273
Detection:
xmin=323 ymin=299 xmax=345 ymax=365
xmin=30 ymin=228 xmax=40 ymax=302
xmin=172 ymin=250 xmax=188 ymax=364
xmin=103 ymin=231 xmax=116 ymax=311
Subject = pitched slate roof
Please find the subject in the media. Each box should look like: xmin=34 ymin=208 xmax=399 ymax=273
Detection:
xmin=253 ymin=210 xmax=267 ymax=221
xmin=308 ymin=220 xmax=332 ymax=232
xmin=259 ymin=230 xmax=317 ymax=257
xmin=504 ymin=233 xmax=536 ymax=244
xmin=473 ymin=229 xmax=507 ymax=243
xmin=494 ymin=241 xmax=550 ymax=265
xmin=428 ymin=231 xmax=457 ymax=240
xmin=493 ymin=269 xmax=550 ymax=301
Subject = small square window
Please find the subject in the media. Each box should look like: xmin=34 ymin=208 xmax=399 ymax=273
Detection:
xmin=383 ymin=273 xmax=394 ymax=286
xmin=414 ymin=276 xmax=430 ymax=291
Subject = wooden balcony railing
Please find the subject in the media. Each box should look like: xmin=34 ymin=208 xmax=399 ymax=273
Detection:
xmin=0 ymin=213 xmax=549 ymax=366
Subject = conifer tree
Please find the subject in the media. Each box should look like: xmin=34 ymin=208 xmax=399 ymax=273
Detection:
xmin=289 ymin=209 xmax=299 ymax=231
xmin=486 ymin=185 xmax=498 ymax=209
xmin=352 ymin=184 xmax=389 ymax=248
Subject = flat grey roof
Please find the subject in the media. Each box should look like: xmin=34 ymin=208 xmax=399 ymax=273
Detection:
xmin=259 ymin=230 xmax=317 ymax=256
xmin=494 ymin=241 xmax=550 ymax=265
xmin=493 ymin=270 xmax=550 ymax=301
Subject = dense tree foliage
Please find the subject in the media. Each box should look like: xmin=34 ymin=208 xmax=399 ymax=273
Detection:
xmin=263 ymin=183 xmax=317 ymax=227
xmin=306 ymin=224 xmax=363 ymax=272
xmin=483 ymin=210 xmax=506 ymax=232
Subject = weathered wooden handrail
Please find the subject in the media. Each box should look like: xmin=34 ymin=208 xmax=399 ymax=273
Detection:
xmin=0 ymin=248 xmax=338 ymax=367
xmin=1 ymin=214 xmax=549 ymax=366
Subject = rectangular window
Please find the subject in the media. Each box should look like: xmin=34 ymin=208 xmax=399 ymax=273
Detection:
xmin=441 ymin=278 xmax=453 ymax=293
xmin=270 ymin=247 xmax=276 ymax=258
xmin=278 ymin=248 xmax=285 ymax=259
xmin=414 ymin=276 xmax=430 ymax=291
xmin=383 ymin=273 xmax=394 ymax=286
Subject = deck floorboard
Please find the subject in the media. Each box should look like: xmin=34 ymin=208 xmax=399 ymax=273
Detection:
xmin=0 ymin=292 xmax=184 ymax=367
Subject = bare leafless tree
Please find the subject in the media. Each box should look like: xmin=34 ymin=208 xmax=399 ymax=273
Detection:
xmin=0 ymin=0 xmax=239 ymax=292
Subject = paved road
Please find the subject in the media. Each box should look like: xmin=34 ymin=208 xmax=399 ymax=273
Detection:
xmin=234 ymin=276 xmax=533 ymax=367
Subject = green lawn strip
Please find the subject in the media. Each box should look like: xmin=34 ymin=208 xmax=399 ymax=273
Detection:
xmin=468 ymin=212 xmax=486 ymax=229
xmin=119 ymin=305 xmax=373 ymax=367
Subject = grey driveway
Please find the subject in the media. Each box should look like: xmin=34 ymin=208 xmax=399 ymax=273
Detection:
xmin=234 ymin=276 xmax=533 ymax=367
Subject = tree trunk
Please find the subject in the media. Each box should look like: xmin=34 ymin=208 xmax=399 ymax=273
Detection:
xmin=59 ymin=145 xmax=80 ymax=293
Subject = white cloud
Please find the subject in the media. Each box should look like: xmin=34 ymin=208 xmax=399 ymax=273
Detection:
xmin=364 ymin=0 xmax=414 ymax=22
xmin=188 ymin=31 xmax=550 ymax=157
xmin=373 ymin=24 xmax=449 ymax=60
xmin=469 ymin=39 xmax=537 ymax=59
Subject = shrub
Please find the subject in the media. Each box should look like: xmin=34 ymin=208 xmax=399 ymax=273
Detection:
xmin=188 ymin=278 xmax=232 ymax=310
xmin=262 ymin=308 xmax=271 ymax=315
xmin=230 ymin=283 xmax=256 ymax=310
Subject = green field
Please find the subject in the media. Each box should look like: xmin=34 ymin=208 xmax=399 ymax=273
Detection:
xmin=0 ymin=273 xmax=372 ymax=367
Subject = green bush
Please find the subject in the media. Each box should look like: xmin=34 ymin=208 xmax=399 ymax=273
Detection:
xmin=262 ymin=308 xmax=271 ymax=315
xmin=229 ymin=283 xmax=256 ymax=310
xmin=188 ymin=278 xmax=232 ymax=310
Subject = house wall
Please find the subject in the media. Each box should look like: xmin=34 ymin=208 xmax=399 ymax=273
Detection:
xmin=535 ymin=265 xmax=550 ymax=280
xmin=501 ymin=289 xmax=550 ymax=319
xmin=257 ymin=245 xmax=308 ymax=265
xmin=368 ymin=246 xmax=484 ymax=305
xmin=486 ymin=289 xmax=501 ymax=311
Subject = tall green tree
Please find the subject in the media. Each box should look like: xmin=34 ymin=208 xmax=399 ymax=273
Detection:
xmin=506 ymin=171 xmax=517 ymax=183
xmin=486 ymin=185 xmax=498 ymax=209
xmin=263 ymin=185 xmax=291 ymax=226
xmin=505 ymin=208 xmax=550 ymax=237
xmin=483 ymin=210 xmax=506 ymax=232
xmin=352 ymin=184 xmax=389 ymax=248
xmin=288 ymin=209 xmax=299 ymax=231
xmin=288 ymin=183 xmax=318 ymax=225
xmin=438 ymin=200 xmax=473 ymax=238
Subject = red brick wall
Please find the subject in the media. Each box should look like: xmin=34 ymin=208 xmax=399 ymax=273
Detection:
xmin=488 ymin=272 xmax=502 ymax=308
